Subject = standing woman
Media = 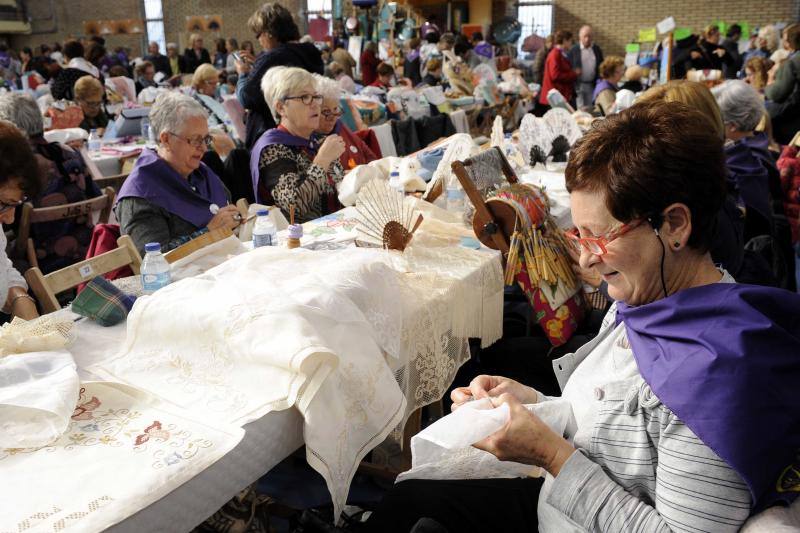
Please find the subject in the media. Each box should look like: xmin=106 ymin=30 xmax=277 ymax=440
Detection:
xmin=213 ymin=38 xmax=228 ymax=71
xmin=235 ymin=2 xmax=324 ymax=149
xmin=539 ymin=30 xmax=578 ymax=109
xmin=183 ymin=34 xmax=211 ymax=74
xmin=0 ymin=120 xmax=40 ymax=321
xmin=360 ymin=41 xmax=380 ymax=87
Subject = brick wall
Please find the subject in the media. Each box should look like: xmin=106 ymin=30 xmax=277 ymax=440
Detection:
xmin=7 ymin=0 xmax=302 ymax=57
xmin=551 ymin=0 xmax=799 ymax=57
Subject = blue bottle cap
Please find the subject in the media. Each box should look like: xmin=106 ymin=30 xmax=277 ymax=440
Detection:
xmin=145 ymin=242 xmax=161 ymax=252
xmin=257 ymin=209 xmax=269 ymax=216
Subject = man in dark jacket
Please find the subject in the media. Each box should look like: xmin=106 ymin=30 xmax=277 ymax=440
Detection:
xmin=720 ymin=24 xmax=743 ymax=79
xmin=144 ymin=41 xmax=171 ymax=78
xmin=567 ymin=25 xmax=603 ymax=110
xmin=235 ymin=3 xmax=324 ymax=149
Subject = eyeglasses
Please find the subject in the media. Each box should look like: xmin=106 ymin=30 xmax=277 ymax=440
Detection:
xmin=167 ymin=131 xmax=213 ymax=149
xmin=565 ymin=219 xmax=645 ymax=255
xmin=321 ymin=108 xmax=343 ymax=119
xmin=283 ymin=94 xmax=323 ymax=105
xmin=0 ymin=197 xmax=27 ymax=215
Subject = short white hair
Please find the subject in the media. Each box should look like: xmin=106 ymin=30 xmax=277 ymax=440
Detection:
xmin=0 ymin=93 xmax=43 ymax=138
xmin=260 ymin=66 xmax=317 ymax=121
xmin=711 ymin=80 xmax=765 ymax=132
xmin=149 ymin=92 xmax=208 ymax=141
xmin=314 ymin=73 xmax=341 ymax=102
xmin=758 ymin=25 xmax=780 ymax=52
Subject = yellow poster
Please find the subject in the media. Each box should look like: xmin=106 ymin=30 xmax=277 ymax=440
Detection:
xmin=638 ymin=28 xmax=657 ymax=42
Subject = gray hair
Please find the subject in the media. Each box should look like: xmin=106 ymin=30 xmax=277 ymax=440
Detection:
xmin=711 ymin=80 xmax=765 ymax=132
xmin=148 ymin=92 xmax=208 ymax=141
xmin=314 ymin=73 xmax=341 ymax=102
xmin=260 ymin=66 xmax=316 ymax=121
xmin=0 ymin=93 xmax=43 ymax=138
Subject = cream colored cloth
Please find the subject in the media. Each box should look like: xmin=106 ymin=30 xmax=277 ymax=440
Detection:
xmin=0 ymin=381 xmax=243 ymax=533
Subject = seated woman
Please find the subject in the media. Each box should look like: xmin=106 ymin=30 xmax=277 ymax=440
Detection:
xmin=366 ymin=101 xmax=800 ymax=533
xmin=313 ymin=74 xmax=377 ymax=171
xmin=328 ymin=61 xmax=356 ymax=95
xmin=74 ymin=75 xmax=109 ymax=133
xmin=592 ymin=56 xmax=624 ymax=116
xmin=191 ymin=63 xmax=231 ymax=134
xmin=369 ymin=62 xmax=396 ymax=90
xmin=134 ymin=60 xmax=157 ymax=94
xmin=419 ymin=57 xmax=443 ymax=87
xmin=250 ymin=66 xmax=345 ymax=223
xmin=713 ymin=79 xmax=778 ymax=240
xmin=115 ymin=92 xmax=240 ymax=256
xmin=0 ymin=120 xmax=40 ymax=321
xmin=619 ymin=64 xmax=644 ymax=93
xmin=744 ymin=56 xmax=770 ymax=92
xmin=0 ymin=92 xmax=101 ymax=273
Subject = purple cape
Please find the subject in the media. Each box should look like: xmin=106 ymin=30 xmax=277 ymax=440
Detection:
xmin=250 ymin=127 xmax=318 ymax=204
xmin=116 ymin=148 xmax=228 ymax=228
xmin=725 ymin=132 xmax=775 ymax=226
xmin=592 ymin=79 xmax=616 ymax=103
xmin=616 ymin=282 xmax=800 ymax=510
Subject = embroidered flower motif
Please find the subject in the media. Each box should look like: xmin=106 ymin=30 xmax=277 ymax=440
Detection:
xmin=80 ymin=423 xmax=100 ymax=432
xmin=555 ymin=305 xmax=570 ymax=320
xmin=69 ymin=433 xmax=87 ymax=443
xmin=72 ymin=396 xmax=102 ymax=420
xmin=134 ymin=420 xmax=169 ymax=446
xmin=164 ymin=452 xmax=182 ymax=465
xmin=545 ymin=318 xmax=564 ymax=339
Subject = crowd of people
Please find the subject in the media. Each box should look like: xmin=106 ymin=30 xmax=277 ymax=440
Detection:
xmin=0 ymin=3 xmax=798 ymax=532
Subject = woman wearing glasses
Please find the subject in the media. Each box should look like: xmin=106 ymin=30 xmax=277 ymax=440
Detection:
xmin=313 ymin=74 xmax=378 ymax=171
xmin=366 ymin=102 xmax=800 ymax=532
xmin=250 ymin=67 xmax=345 ymax=223
xmin=116 ymin=92 xmax=239 ymax=257
xmin=74 ymin=76 xmax=109 ymax=133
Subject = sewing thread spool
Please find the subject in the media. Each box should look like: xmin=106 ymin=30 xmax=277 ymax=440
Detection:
xmin=287 ymin=205 xmax=302 ymax=249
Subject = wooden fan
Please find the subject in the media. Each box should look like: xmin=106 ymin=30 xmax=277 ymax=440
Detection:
xmin=355 ymin=180 xmax=423 ymax=251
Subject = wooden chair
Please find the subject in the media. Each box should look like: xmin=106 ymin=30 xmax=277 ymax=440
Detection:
xmin=25 ymin=235 xmax=142 ymax=313
xmin=163 ymin=227 xmax=234 ymax=264
xmin=16 ymin=187 xmax=117 ymax=268
xmin=93 ymin=173 xmax=129 ymax=192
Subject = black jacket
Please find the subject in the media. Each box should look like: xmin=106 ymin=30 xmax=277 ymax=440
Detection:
xmin=145 ymin=53 xmax=171 ymax=77
xmin=686 ymin=40 xmax=734 ymax=72
xmin=567 ymin=43 xmax=604 ymax=81
xmin=238 ymin=42 xmax=324 ymax=149
xmin=183 ymin=47 xmax=211 ymax=74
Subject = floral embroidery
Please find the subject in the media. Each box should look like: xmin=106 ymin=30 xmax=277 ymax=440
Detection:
xmin=71 ymin=388 xmax=101 ymax=420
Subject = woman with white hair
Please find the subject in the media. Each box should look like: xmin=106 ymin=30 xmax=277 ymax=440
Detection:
xmin=313 ymin=74 xmax=378 ymax=170
xmin=712 ymin=79 xmax=777 ymax=239
xmin=115 ymin=92 xmax=240 ymax=256
xmin=250 ymin=66 xmax=345 ymax=222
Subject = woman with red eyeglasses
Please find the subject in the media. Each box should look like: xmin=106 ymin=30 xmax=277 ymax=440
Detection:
xmin=366 ymin=102 xmax=800 ymax=533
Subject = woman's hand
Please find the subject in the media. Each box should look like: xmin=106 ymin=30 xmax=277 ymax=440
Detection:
xmin=451 ymin=375 xmax=539 ymax=411
xmin=6 ymin=288 xmax=38 ymax=320
xmin=313 ymin=134 xmax=345 ymax=169
xmin=713 ymin=48 xmax=726 ymax=58
xmin=690 ymin=50 xmax=702 ymax=60
xmin=210 ymin=132 xmax=235 ymax=158
xmin=207 ymin=204 xmax=241 ymax=231
xmin=473 ymin=394 xmax=575 ymax=476
xmin=568 ymin=245 xmax=602 ymax=288
xmin=235 ymin=51 xmax=255 ymax=75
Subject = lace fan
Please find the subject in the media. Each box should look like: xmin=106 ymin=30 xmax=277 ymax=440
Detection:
xmin=355 ymin=180 xmax=423 ymax=251
xmin=518 ymin=114 xmax=554 ymax=167
xmin=543 ymin=108 xmax=582 ymax=147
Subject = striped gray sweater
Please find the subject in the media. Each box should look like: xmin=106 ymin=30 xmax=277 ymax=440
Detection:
xmin=538 ymin=294 xmax=752 ymax=532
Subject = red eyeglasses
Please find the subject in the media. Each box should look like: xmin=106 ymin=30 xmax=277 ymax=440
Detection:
xmin=565 ymin=218 xmax=645 ymax=255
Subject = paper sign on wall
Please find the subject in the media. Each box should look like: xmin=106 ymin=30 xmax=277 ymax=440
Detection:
xmin=638 ymin=28 xmax=657 ymax=42
xmin=656 ymin=16 xmax=676 ymax=35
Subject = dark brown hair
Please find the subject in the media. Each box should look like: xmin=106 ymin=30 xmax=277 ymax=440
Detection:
xmin=554 ymin=30 xmax=573 ymax=45
xmin=565 ymin=101 xmax=726 ymax=252
xmin=248 ymin=3 xmax=300 ymax=43
xmin=0 ymin=121 xmax=42 ymax=197
xmin=376 ymin=62 xmax=394 ymax=77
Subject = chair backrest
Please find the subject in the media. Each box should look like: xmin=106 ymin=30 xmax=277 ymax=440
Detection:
xmin=25 ymin=235 xmax=142 ymax=313
xmin=15 ymin=187 xmax=117 ymax=260
xmin=163 ymin=227 xmax=234 ymax=264
xmin=93 ymin=173 xmax=129 ymax=192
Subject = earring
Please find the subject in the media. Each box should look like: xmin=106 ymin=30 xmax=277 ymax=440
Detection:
xmin=673 ymin=242 xmax=680 ymax=248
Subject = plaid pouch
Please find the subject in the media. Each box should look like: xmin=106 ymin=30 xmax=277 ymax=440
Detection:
xmin=71 ymin=276 xmax=137 ymax=327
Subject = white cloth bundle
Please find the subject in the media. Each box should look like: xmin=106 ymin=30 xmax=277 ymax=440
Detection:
xmin=170 ymin=234 xmax=247 ymax=281
xmin=43 ymin=128 xmax=89 ymax=145
xmin=0 ymin=350 xmax=79 ymax=448
xmin=398 ymin=398 xmax=574 ymax=483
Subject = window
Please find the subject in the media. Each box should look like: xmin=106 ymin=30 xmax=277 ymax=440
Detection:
xmin=517 ymin=1 xmax=554 ymax=56
xmin=143 ymin=0 xmax=166 ymax=54
xmin=307 ymin=0 xmax=332 ymax=40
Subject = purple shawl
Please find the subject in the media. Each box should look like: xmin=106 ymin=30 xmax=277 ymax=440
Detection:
xmin=474 ymin=42 xmax=494 ymax=59
xmin=616 ymin=282 xmax=800 ymax=510
xmin=249 ymin=127 xmax=318 ymax=203
xmin=116 ymin=148 xmax=228 ymax=228
xmin=725 ymin=132 xmax=775 ymax=226
xmin=592 ymin=79 xmax=616 ymax=103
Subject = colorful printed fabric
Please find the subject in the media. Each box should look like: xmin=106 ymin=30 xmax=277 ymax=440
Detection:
xmin=516 ymin=264 xmax=585 ymax=346
xmin=71 ymin=276 xmax=136 ymax=326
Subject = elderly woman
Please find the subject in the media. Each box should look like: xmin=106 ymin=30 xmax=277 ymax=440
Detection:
xmin=74 ymin=75 xmax=109 ymax=133
xmin=366 ymin=101 xmax=800 ymax=533
xmin=0 ymin=121 xmax=40 ymax=320
xmin=250 ymin=66 xmax=344 ymax=222
xmin=0 ymin=93 xmax=100 ymax=273
xmin=134 ymin=60 xmax=157 ymax=94
xmin=236 ymin=3 xmax=324 ymax=149
xmin=190 ymin=63 xmax=233 ymax=135
xmin=115 ymin=92 xmax=240 ymax=256
xmin=314 ymin=74 xmax=377 ymax=171
xmin=765 ymin=23 xmax=800 ymax=144
xmin=592 ymin=55 xmax=624 ymax=116
xmin=713 ymin=80 xmax=777 ymax=240
xmin=183 ymin=34 xmax=211 ymax=75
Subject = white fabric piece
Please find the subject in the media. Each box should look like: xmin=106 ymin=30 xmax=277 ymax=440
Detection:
xmin=0 ymin=381 xmax=243 ymax=533
xmin=0 ymin=315 xmax=76 ymax=356
xmin=423 ymin=133 xmax=478 ymax=199
xmin=67 ymin=57 xmax=99 ymax=78
xmin=614 ymin=89 xmax=636 ymax=113
xmin=169 ymin=235 xmax=247 ymax=281
xmin=90 ymin=248 xmax=409 ymax=519
xmin=490 ymin=115 xmax=504 ymax=147
xmin=0 ymin=350 xmax=79 ymax=448
xmin=338 ymin=165 xmax=381 ymax=206
xmin=370 ymin=122 xmax=397 ymax=157
xmin=43 ymin=128 xmax=89 ymax=145
xmin=398 ymin=398 xmax=573 ymax=482
xmin=398 ymin=156 xmax=427 ymax=192
xmin=448 ymin=109 xmax=469 ymax=134
xmin=421 ymin=86 xmax=446 ymax=106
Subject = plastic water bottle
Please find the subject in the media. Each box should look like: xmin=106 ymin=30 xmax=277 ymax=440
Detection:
xmin=87 ymin=129 xmax=101 ymax=152
xmin=140 ymin=118 xmax=150 ymax=141
xmin=141 ymin=242 xmax=171 ymax=295
xmin=389 ymin=169 xmax=403 ymax=193
xmin=252 ymin=209 xmax=277 ymax=248
xmin=446 ymin=179 xmax=465 ymax=213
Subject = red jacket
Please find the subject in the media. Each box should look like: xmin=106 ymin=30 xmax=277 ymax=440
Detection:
xmin=360 ymin=50 xmax=379 ymax=86
xmin=539 ymin=47 xmax=578 ymax=105
xmin=777 ymin=144 xmax=800 ymax=243
xmin=337 ymin=123 xmax=379 ymax=170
